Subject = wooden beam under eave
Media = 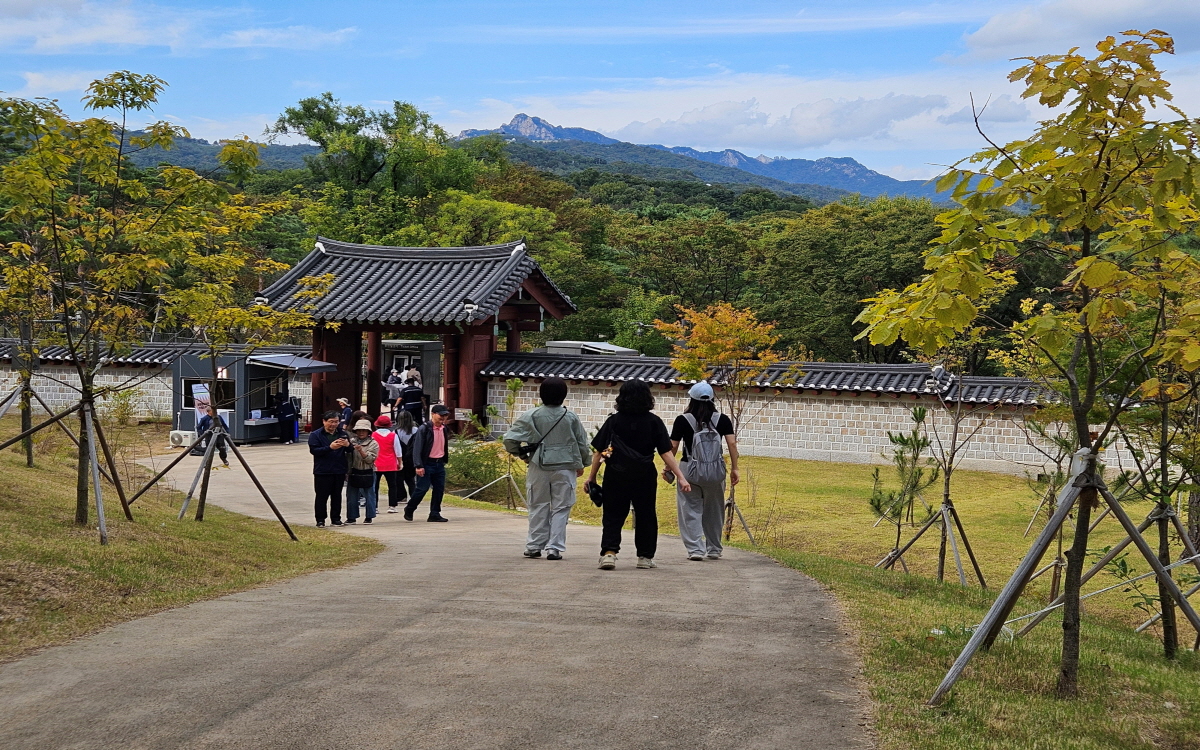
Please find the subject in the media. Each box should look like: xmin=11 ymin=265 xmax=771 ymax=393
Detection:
xmin=520 ymin=277 xmax=571 ymax=320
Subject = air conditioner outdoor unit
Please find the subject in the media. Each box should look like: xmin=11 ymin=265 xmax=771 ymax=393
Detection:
xmin=169 ymin=430 xmax=196 ymax=448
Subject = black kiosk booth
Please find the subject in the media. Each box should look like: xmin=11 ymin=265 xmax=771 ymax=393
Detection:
xmin=173 ymin=347 xmax=335 ymax=443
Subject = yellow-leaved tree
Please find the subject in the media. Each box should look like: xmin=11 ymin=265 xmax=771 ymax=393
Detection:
xmin=855 ymin=31 xmax=1200 ymax=699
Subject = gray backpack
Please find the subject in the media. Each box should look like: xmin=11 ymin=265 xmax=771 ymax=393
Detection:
xmin=682 ymin=413 xmax=726 ymax=484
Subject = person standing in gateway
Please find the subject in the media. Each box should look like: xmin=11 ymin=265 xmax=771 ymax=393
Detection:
xmin=503 ymin=377 xmax=591 ymax=560
xmin=668 ymin=381 xmax=739 ymax=560
xmin=404 ymin=404 xmax=451 ymax=522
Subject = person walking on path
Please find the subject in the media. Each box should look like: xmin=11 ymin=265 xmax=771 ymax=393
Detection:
xmin=668 ymin=381 xmax=739 ymax=561
xmin=390 ymin=410 xmax=419 ymax=513
xmin=345 ymin=419 xmax=380 ymax=524
xmin=503 ymin=377 xmax=591 ymax=561
xmin=309 ymin=410 xmax=351 ymax=527
xmin=372 ymin=414 xmax=404 ymax=513
xmin=196 ymin=405 xmax=231 ymax=468
xmin=586 ymin=380 xmax=690 ymax=570
xmin=337 ymin=398 xmax=353 ymax=430
xmin=404 ymin=404 xmax=451 ymax=522
xmin=398 ymin=379 xmax=424 ymax=425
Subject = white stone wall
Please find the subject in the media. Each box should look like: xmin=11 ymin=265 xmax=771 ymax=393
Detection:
xmin=0 ymin=365 xmax=174 ymax=418
xmin=487 ymin=379 xmax=1134 ymax=478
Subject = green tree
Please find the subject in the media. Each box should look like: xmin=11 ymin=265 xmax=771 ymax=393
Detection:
xmin=856 ymin=31 xmax=1200 ymax=698
xmin=755 ymin=196 xmax=940 ymax=362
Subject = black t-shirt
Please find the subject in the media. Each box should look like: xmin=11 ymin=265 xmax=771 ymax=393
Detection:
xmin=670 ymin=413 xmax=734 ymax=461
xmin=592 ymin=412 xmax=672 ymax=464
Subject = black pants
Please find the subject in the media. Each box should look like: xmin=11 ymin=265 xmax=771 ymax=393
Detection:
xmin=398 ymin=464 xmax=417 ymax=503
xmin=314 ymin=473 xmax=344 ymax=524
xmin=600 ymin=469 xmax=658 ymax=558
xmin=375 ymin=470 xmax=400 ymax=507
xmin=405 ymin=460 xmax=445 ymax=517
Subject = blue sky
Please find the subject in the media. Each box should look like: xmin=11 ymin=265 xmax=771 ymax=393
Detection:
xmin=3 ymin=0 xmax=1200 ymax=179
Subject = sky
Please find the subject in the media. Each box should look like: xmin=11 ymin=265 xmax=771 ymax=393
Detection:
xmin=3 ymin=0 xmax=1200 ymax=180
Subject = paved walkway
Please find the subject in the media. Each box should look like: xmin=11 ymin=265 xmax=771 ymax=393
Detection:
xmin=0 ymin=443 xmax=872 ymax=749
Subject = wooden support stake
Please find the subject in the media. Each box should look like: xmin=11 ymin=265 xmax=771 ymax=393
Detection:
xmin=0 ymin=402 xmax=82 ymax=453
xmin=83 ymin=407 xmax=108 ymax=546
xmin=1098 ymin=485 xmax=1200 ymax=634
xmin=945 ymin=506 xmax=968 ymax=586
xmin=876 ymin=511 xmax=941 ymax=570
xmin=127 ymin=428 xmax=213 ymax=505
xmin=90 ymin=412 xmax=131 ymax=521
xmin=194 ymin=434 xmax=217 ymax=522
xmin=949 ymin=503 xmax=987 ymax=589
xmin=179 ymin=434 xmax=219 ymax=520
xmin=224 ymin=437 xmax=298 ymax=541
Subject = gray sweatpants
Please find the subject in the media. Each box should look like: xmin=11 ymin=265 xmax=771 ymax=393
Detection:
xmin=525 ymin=464 xmax=578 ymax=554
xmin=676 ymin=472 xmax=726 ymax=557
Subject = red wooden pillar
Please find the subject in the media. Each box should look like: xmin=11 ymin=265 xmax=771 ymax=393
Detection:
xmin=442 ymin=333 xmax=460 ymax=415
xmin=366 ymin=331 xmax=382 ymax=417
xmin=457 ymin=326 xmax=496 ymax=425
xmin=506 ymin=325 xmax=521 ymax=352
xmin=316 ymin=326 xmax=362 ymax=420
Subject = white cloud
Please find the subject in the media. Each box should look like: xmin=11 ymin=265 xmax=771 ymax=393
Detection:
xmin=615 ymin=94 xmax=948 ymax=150
xmin=962 ymin=0 xmax=1200 ymax=59
xmin=0 ymin=0 xmax=356 ymax=53
xmin=937 ymin=94 xmax=1030 ymax=124
xmin=208 ymin=26 xmax=357 ymax=50
xmin=12 ymin=70 xmax=107 ymax=96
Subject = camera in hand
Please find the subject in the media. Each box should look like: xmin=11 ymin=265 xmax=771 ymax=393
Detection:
xmin=517 ymin=442 xmax=541 ymax=461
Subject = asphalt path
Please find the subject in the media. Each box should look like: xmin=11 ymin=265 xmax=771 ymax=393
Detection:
xmin=0 ymin=442 xmax=873 ymax=749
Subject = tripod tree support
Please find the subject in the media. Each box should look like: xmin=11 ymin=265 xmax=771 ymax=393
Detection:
xmin=224 ymin=437 xmax=298 ymax=541
xmin=928 ymin=449 xmax=1092 ymax=706
xmin=89 ymin=409 xmax=132 ymax=521
xmin=0 ymin=402 xmax=82 ymax=453
xmin=178 ymin=432 xmax=219 ymax=520
xmin=194 ymin=434 xmax=217 ymax=522
xmin=127 ymin=428 xmax=213 ymax=505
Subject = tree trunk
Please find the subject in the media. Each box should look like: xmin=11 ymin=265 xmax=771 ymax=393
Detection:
xmin=75 ymin=406 xmax=90 ymax=525
xmin=1157 ymin=511 xmax=1178 ymax=659
xmin=1189 ymin=490 xmax=1200 ymax=550
xmin=1057 ymin=483 xmax=1096 ymax=698
xmin=20 ymin=377 xmax=32 ymax=468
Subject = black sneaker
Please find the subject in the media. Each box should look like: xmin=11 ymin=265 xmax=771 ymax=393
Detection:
xmin=316 ymin=522 xmax=326 ymax=528
xmin=546 ymin=551 xmax=562 ymax=561
xmin=403 ymin=511 xmax=413 ymax=522
xmin=331 ymin=521 xmax=344 ymax=526
xmin=345 ymin=519 xmax=357 ymax=525
xmin=427 ymin=515 xmax=448 ymax=523
xmin=523 ymin=550 xmax=542 ymax=558
xmin=363 ymin=518 xmax=373 ymax=524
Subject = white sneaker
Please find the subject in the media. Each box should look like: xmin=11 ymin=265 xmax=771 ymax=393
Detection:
xmin=387 ymin=508 xmax=399 ymax=514
xmin=636 ymin=557 xmax=657 ymax=569
xmin=688 ymin=553 xmax=704 ymax=561
xmin=598 ymin=553 xmax=617 ymax=570
xmin=706 ymin=552 xmax=722 ymax=560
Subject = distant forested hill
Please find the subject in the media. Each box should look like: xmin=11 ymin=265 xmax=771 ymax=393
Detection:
xmin=123 ymin=134 xmax=319 ymax=172
xmin=496 ymin=139 xmax=851 ymax=204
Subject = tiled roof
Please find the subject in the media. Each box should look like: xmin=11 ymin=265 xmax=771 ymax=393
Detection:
xmin=0 ymin=341 xmax=313 ymax=366
xmin=260 ymin=237 xmax=575 ymax=326
xmin=481 ymin=353 xmax=1047 ymax=404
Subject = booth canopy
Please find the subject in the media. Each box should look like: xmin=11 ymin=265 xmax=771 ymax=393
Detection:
xmin=246 ymin=353 xmax=337 ymax=375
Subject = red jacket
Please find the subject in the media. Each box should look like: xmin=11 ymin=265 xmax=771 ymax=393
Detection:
xmin=372 ymin=429 xmax=402 ymax=472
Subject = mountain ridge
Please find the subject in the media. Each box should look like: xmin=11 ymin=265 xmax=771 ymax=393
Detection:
xmin=461 ymin=114 xmax=945 ymax=200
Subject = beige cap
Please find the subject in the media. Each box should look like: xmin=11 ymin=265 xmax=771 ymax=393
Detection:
xmin=353 ymin=419 xmax=373 ymax=432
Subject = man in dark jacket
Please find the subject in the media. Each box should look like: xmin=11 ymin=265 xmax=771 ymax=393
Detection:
xmin=309 ymin=410 xmax=350 ymax=527
xmin=398 ymin=379 xmax=424 ymax=425
xmin=403 ymin=404 xmax=451 ymax=522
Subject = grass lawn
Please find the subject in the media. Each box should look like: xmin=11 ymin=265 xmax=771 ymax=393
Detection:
xmin=0 ymin=417 xmax=381 ymax=662
xmin=481 ymin=452 xmax=1199 ymax=749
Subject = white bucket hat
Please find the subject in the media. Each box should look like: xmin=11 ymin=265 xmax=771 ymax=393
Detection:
xmin=688 ymin=381 xmax=715 ymax=401
xmin=352 ymin=419 xmax=373 ymax=432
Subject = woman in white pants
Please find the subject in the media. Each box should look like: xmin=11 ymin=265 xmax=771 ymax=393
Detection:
xmin=503 ymin=377 xmax=592 ymax=560
xmin=668 ymin=381 xmax=739 ymax=561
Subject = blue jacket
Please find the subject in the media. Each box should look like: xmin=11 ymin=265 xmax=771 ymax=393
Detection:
xmin=309 ymin=427 xmax=350 ymax=475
